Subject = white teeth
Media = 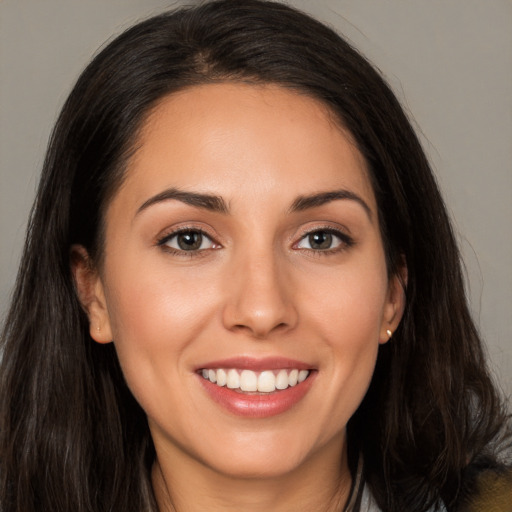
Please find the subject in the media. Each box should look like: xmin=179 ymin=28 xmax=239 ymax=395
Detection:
xmin=226 ymin=369 xmax=240 ymax=389
xmin=298 ymin=369 xmax=309 ymax=383
xmin=275 ymin=369 xmax=289 ymax=390
xmin=201 ymin=368 xmax=310 ymax=393
xmin=216 ymin=368 xmax=227 ymax=387
xmin=240 ymin=370 xmax=258 ymax=392
xmin=258 ymin=371 xmax=276 ymax=392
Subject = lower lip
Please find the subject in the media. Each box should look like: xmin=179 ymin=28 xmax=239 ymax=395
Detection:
xmin=198 ymin=372 xmax=316 ymax=418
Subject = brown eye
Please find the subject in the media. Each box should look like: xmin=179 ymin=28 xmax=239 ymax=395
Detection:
xmin=308 ymin=231 xmax=333 ymax=250
xmin=176 ymin=231 xmax=203 ymax=251
xmin=296 ymin=229 xmax=352 ymax=252
xmin=160 ymin=230 xmax=215 ymax=252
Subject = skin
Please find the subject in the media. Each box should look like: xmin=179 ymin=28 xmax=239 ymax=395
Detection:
xmin=73 ymin=83 xmax=405 ymax=512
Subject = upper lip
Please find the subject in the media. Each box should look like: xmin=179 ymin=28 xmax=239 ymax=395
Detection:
xmin=196 ymin=356 xmax=314 ymax=372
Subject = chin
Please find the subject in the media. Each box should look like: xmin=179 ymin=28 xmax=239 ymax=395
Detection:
xmin=195 ymin=429 xmax=337 ymax=481
xmin=204 ymin=452 xmax=308 ymax=480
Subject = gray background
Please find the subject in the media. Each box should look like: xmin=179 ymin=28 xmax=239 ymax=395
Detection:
xmin=1 ymin=0 xmax=511 ymax=399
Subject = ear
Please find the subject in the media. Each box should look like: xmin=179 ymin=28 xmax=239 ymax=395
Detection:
xmin=379 ymin=262 xmax=407 ymax=344
xmin=70 ymin=245 xmax=113 ymax=344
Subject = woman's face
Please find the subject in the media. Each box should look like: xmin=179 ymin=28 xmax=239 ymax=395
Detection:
xmin=80 ymin=83 xmax=404 ymax=479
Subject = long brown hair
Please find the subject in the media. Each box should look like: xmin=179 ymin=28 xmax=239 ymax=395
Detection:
xmin=1 ymin=1 xmax=509 ymax=511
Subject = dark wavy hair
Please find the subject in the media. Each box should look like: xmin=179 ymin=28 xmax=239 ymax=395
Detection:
xmin=1 ymin=1 xmax=509 ymax=511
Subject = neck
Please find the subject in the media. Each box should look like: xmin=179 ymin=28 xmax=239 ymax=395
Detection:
xmin=151 ymin=435 xmax=352 ymax=512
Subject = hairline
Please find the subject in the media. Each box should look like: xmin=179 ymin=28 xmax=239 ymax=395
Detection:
xmin=92 ymin=78 xmax=383 ymax=271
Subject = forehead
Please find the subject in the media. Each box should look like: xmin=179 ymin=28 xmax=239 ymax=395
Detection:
xmin=112 ymin=82 xmax=376 ymax=216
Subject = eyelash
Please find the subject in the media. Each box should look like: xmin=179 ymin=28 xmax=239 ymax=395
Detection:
xmin=156 ymin=226 xmax=354 ymax=257
xmin=294 ymin=227 xmax=355 ymax=255
xmin=156 ymin=227 xmax=219 ymax=257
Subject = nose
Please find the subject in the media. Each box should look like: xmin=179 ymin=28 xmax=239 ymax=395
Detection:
xmin=222 ymin=250 xmax=298 ymax=339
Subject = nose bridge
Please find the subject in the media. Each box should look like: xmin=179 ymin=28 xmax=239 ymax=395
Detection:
xmin=222 ymin=242 xmax=297 ymax=338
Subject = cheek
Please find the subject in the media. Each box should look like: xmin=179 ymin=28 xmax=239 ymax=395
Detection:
xmin=302 ymin=253 xmax=389 ymax=344
xmin=105 ymin=256 xmax=218 ymax=342
xmin=102 ymin=259 xmax=220 ymax=400
xmin=297 ymin=253 xmax=388 ymax=426
xmin=323 ymin=268 xmax=386 ymax=382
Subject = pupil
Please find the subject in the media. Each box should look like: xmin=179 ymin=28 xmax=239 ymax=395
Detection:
xmin=310 ymin=231 xmax=332 ymax=250
xmin=177 ymin=232 xmax=202 ymax=250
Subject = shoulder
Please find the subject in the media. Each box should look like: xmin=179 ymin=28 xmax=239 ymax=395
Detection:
xmin=359 ymin=486 xmax=445 ymax=512
xmin=458 ymin=469 xmax=512 ymax=512
xmin=357 ymin=469 xmax=512 ymax=511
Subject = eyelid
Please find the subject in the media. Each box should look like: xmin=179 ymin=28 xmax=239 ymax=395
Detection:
xmin=156 ymin=224 xmax=222 ymax=254
xmin=292 ymin=224 xmax=355 ymax=252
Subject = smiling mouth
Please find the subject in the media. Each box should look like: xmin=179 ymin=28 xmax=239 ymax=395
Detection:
xmin=200 ymin=368 xmax=310 ymax=393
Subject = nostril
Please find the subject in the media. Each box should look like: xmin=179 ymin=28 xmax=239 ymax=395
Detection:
xmin=221 ymin=278 xmax=299 ymax=337
xmin=230 ymin=320 xmax=290 ymax=339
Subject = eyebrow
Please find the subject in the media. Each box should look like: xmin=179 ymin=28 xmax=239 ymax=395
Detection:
xmin=290 ymin=190 xmax=372 ymax=220
xmin=136 ymin=187 xmax=372 ymax=220
xmin=136 ymin=188 xmax=229 ymax=216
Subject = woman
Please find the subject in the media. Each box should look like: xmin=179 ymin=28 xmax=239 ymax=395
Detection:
xmin=0 ymin=1 xmax=510 ymax=511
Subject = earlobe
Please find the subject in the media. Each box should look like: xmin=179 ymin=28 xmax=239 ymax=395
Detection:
xmin=380 ymin=265 xmax=407 ymax=344
xmin=70 ymin=245 xmax=113 ymax=344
